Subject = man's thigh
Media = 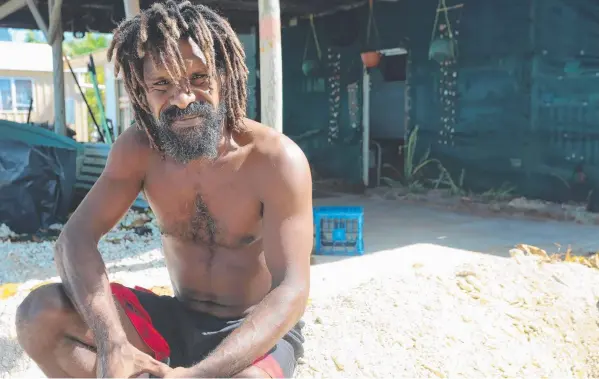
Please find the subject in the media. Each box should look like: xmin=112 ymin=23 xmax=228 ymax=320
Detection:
xmin=110 ymin=283 xmax=178 ymax=363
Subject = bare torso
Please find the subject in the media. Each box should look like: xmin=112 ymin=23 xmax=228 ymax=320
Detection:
xmin=141 ymin=119 xmax=275 ymax=318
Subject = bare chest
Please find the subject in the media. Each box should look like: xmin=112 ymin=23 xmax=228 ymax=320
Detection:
xmin=142 ymin=164 xmax=262 ymax=248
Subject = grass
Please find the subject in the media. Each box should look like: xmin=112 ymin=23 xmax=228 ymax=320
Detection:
xmin=380 ymin=125 xmax=508 ymax=200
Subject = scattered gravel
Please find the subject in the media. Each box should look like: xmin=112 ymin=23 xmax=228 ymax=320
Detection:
xmin=0 ymin=211 xmax=598 ymax=378
xmin=299 ymin=249 xmax=599 ymax=378
xmin=0 ymin=210 xmax=162 ymax=284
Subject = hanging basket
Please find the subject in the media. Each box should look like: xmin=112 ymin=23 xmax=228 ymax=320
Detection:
xmin=361 ymin=51 xmax=381 ymax=68
xmin=360 ymin=0 xmax=381 ymax=69
xmin=301 ymin=15 xmax=323 ymax=77
xmin=429 ymin=38 xmax=456 ymax=63
xmin=302 ymin=59 xmax=321 ymax=77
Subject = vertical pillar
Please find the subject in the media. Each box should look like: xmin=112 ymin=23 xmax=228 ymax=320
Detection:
xmin=49 ymin=0 xmax=66 ymax=135
xmin=258 ymin=0 xmax=283 ymax=132
xmin=104 ymin=63 xmax=119 ymax=136
xmin=123 ymin=0 xmax=140 ymax=19
xmin=361 ymin=68 xmax=371 ymax=187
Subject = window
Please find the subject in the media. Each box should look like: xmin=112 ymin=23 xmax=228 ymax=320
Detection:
xmin=0 ymin=78 xmax=34 ymax=112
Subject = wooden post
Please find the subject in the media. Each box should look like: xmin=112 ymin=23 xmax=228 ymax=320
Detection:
xmin=25 ymin=0 xmax=48 ymax=40
xmin=0 ymin=0 xmax=27 ymax=20
xmin=123 ymin=0 xmax=140 ymax=19
xmin=258 ymin=0 xmax=283 ymax=133
xmin=49 ymin=0 xmax=66 ymax=136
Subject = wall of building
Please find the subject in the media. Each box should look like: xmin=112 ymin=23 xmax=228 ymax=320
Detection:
xmin=283 ymin=0 xmax=599 ymax=201
xmin=406 ymin=0 xmax=599 ymax=202
xmin=280 ymin=10 xmax=369 ymax=185
xmin=0 ymin=69 xmax=89 ymax=142
xmin=0 ymin=70 xmax=54 ymax=124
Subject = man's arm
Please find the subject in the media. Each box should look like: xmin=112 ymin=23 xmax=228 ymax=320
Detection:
xmin=54 ymin=128 xmax=149 ymax=352
xmin=190 ymin=137 xmax=313 ymax=378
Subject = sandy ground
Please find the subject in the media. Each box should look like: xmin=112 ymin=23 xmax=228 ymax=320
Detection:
xmin=1 ymin=209 xmax=599 ymax=378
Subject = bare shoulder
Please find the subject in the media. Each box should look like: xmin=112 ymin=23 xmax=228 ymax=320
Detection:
xmin=103 ymin=125 xmax=152 ymax=178
xmin=242 ymin=119 xmax=310 ymax=175
xmin=241 ymin=119 xmax=311 ymax=199
xmin=109 ymin=124 xmax=152 ymax=156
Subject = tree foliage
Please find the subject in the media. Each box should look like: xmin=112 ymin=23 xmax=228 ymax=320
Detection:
xmin=64 ymin=33 xmax=109 ymax=57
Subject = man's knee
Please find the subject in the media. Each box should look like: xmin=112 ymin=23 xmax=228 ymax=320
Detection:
xmin=234 ymin=365 xmax=271 ymax=378
xmin=15 ymin=283 xmax=72 ymax=352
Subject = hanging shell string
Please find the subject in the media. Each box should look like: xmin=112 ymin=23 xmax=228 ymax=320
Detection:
xmin=328 ymin=47 xmax=342 ymax=142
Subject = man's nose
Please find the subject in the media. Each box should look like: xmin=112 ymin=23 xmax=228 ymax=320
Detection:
xmin=170 ymin=86 xmax=196 ymax=109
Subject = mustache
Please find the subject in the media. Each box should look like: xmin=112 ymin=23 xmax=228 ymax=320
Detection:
xmin=159 ymin=101 xmax=213 ymax=123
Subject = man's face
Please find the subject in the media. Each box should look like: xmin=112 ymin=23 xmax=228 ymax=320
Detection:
xmin=142 ymin=37 xmax=224 ymax=163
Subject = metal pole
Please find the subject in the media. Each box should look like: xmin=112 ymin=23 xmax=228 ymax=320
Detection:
xmin=258 ymin=0 xmax=283 ymax=133
xmin=361 ymin=68 xmax=371 ymax=187
xmin=49 ymin=0 xmax=66 ymax=135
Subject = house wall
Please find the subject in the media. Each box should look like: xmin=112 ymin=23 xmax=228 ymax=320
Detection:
xmin=406 ymin=0 xmax=599 ymax=202
xmin=284 ymin=0 xmax=599 ymax=201
xmin=0 ymin=70 xmax=54 ymax=124
xmin=0 ymin=69 xmax=89 ymax=142
xmin=403 ymin=0 xmax=534 ymax=194
xmin=280 ymin=10 xmax=368 ymax=185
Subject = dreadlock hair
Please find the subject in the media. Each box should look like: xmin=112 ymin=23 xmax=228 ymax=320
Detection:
xmin=107 ymin=0 xmax=249 ymax=152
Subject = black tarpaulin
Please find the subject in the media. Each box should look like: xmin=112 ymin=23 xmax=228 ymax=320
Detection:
xmin=0 ymin=140 xmax=77 ymax=234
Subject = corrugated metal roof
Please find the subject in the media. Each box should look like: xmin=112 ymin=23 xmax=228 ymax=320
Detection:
xmin=0 ymin=41 xmax=53 ymax=72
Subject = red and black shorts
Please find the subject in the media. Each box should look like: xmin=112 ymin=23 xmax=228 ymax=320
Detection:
xmin=110 ymin=283 xmax=304 ymax=378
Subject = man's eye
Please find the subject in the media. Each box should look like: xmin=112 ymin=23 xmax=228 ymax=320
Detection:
xmin=191 ymin=73 xmax=208 ymax=81
xmin=154 ymin=80 xmax=169 ymax=86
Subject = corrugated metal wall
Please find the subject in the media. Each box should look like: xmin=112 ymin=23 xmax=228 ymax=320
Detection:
xmin=408 ymin=0 xmax=535 ymax=194
xmin=238 ymin=32 xmax=258 ymax=121
xmin=281 ymin=14 xmax=365 ymax=184
xmin=382 ymin=0 xmax=599 ymax=202
xmin=530 ymin=0 xmax=599 ymax=201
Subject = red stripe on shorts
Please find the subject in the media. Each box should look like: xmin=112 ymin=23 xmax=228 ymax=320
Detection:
xmin=110 ymin=283 xmax=171 ymax=362
xmin=253 ymin=353 xmax=285 ymax=378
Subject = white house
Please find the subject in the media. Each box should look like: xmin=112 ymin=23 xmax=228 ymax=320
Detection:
xmin=0 ymin=41 xmax=91 ymax=141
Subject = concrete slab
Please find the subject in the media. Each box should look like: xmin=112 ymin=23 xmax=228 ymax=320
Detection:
xmin=312 ymin=194 xmax=599 ymax=264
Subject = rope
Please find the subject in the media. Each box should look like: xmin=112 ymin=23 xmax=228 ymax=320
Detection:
xmin=303 ymin=14 xmax=322 ymax=61
xmin=366 ymin=0 xmax=380 ymax=48
xmin=430 ymin=0 xmax=455 ymax=44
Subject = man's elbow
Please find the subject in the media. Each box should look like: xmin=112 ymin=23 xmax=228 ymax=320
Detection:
xmin=53 ymin=228 xmax=95 ymax=269
xmin=280 ymin=278 xmax=310 ymax=311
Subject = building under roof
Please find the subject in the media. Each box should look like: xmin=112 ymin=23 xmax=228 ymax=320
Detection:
xmin=0 ymin=0 xmax=396 ymax=135
xmin=0 ymin=0 xmax=375 ymax=34
xmin=0 ymin=41 xmax=53 ymax=71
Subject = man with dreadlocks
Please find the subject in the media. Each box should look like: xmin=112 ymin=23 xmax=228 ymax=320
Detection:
xmin=15 ymin=1 xmax=312 ymax=378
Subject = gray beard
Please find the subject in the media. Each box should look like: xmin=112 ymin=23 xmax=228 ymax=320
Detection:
xmin=153 ymin=103 xmax=225 ymax=164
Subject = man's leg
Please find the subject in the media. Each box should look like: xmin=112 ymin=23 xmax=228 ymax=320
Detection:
xmin=244 ymin=329 xmax=304 ymax=378
xmin=15 ymin=283 xmax=156 ymax=378
xmin=234 ymin=365 xmax=272 ymax=378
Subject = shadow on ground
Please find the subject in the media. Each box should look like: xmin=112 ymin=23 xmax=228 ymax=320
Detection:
xmin=311 ymin=194 xmax=599 ymax=265
xmin=5 ymin=192 xmax=598 ymax=282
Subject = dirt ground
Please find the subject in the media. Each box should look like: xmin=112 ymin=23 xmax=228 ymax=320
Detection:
xmin=1 ymin=194 xmax=599 ymax=378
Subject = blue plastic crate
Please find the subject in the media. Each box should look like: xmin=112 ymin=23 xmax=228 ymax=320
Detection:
xmin=313 ymin=206 xmax=364 ymax=256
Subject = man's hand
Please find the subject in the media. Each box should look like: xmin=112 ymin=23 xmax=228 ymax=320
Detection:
xmin=97 ymin=342 xmax=170 ymax=378
xmin=163 ymin=367 xmax=194 ymax=378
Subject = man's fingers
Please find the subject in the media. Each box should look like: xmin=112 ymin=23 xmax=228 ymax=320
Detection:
xmin=143 ymin=356 xmax=171 ymax=377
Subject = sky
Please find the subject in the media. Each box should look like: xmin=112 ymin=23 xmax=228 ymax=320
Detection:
xmin=0 ymin=27 xmax=100 ymax=42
